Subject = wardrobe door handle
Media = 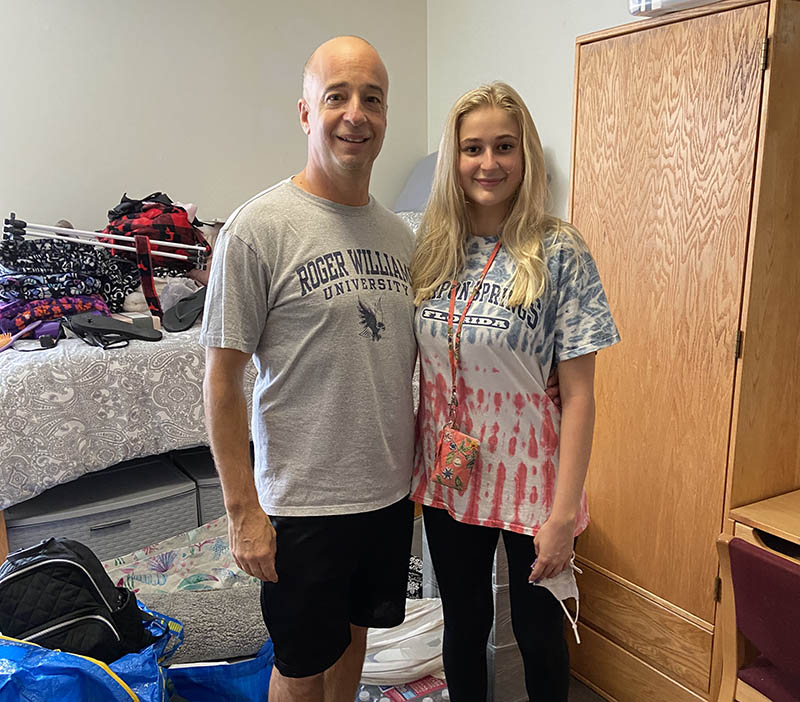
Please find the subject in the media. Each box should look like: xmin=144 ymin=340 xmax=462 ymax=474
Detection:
xmin=90 ymin=518 xmax=131 ymax=531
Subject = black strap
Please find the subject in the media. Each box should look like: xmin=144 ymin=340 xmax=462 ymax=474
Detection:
xmin=108 ymin=192 xmax=175 ymax=218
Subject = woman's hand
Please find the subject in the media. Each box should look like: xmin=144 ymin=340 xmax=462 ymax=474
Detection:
xmin=529 ymin=514 xmax=575 ymax=582
xmin=531 ymin=353 xmax=595 ymax=583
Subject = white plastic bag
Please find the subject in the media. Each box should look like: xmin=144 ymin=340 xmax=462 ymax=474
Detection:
xmin=361 ymin=598 xmax=444 ymax=685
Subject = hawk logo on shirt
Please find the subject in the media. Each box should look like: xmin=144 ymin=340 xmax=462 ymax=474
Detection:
xmin=358 ymin=297 xmax=385 ymax=341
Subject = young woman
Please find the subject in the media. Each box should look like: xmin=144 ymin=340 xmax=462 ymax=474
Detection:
xmin=410 ymin=82 xmax=620 ymax=701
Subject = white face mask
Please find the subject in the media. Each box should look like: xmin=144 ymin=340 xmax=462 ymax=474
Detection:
xmin=531 ymin=554 xmax=582 ymax=644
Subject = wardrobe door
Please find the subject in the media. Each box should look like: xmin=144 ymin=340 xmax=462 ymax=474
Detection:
xmin=571 ymin=2 xmax=767 ymax=627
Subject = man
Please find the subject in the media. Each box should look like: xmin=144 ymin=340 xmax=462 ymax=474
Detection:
xmin=200 ymin=36 xmax=416 ymax=702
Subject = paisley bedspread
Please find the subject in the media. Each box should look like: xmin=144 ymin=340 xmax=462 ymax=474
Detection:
xmin=0 ymin=327 xmax=256 ymax=510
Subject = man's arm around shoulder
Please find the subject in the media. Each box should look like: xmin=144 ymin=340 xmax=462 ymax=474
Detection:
xmin=204 ymin=346 xmax=277 ymax=582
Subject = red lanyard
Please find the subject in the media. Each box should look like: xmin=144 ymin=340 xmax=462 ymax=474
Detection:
xmin=445 ymin=240 xmax=502 ymax=421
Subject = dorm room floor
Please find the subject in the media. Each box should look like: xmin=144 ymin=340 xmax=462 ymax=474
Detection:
xmin=570 ymin=677 xmax=604 ymax=701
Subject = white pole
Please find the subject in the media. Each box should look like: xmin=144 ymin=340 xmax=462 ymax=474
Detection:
xmin=23 ymin=230 xmax=192 ymax=263
xmin=22 ymin=222 xmax=208 ymax=253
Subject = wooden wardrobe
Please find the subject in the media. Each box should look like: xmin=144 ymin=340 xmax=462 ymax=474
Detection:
xmin=567 ymin=1 xmax=800 ymax=700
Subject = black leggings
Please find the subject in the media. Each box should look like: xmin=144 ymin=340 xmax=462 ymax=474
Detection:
xmin=423 ymin=505 xmax=569 ymax=702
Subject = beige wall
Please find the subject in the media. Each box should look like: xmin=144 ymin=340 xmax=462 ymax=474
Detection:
xmin=0 ymin=0 xmax=427 ymax=230
xmin=1 ymin=2 xmax=644 ymax=230
xmin=427 ymin=1 xmax=637 ymax=218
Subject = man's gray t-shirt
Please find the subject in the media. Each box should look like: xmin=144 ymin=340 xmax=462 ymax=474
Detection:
xmin=200 ymin=180 xmax=416 ymax=516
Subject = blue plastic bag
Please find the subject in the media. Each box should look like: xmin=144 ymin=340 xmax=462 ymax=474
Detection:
xmin=111 ymin=608 xmax=185 ymax=702
xmin=0 ymin=635 xmax=138 ymax=702
xmin=167 ymin=639 xmax=274 ymax=702
xmin=0 ymin=606 xmax=183 ymax=702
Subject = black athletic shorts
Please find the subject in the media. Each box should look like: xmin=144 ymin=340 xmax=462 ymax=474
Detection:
xmin=261 ymin=496 xmax=415 ymax=678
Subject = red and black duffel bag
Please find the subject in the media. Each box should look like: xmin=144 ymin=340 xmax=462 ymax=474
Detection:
xmin=99 ymin=192 xmax=211 ymax=272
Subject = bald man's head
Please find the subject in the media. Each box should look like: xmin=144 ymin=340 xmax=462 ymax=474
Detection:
xmin=302 ymin=36 xmax=387 ymax=102
xmin=296 ymin=35 xmax=389 ymax=191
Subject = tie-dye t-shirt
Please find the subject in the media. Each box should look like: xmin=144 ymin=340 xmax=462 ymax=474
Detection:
xmin=410 ymin=230 xmax=620 ymax=536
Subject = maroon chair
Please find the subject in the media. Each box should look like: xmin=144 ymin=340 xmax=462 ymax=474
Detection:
xmin=716 ymin=534 xmax=800 ymax=702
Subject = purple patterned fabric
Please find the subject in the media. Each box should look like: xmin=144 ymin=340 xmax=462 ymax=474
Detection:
xmin=0 ymin=295 xmax=109 ymax=333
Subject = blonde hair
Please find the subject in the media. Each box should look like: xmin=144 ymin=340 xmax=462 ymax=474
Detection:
xmin=411 ymin=81 xmax=575 ymax=308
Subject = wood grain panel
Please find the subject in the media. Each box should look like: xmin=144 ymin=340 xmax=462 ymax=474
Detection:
xmin=570 ymin=623 xmax=707 ymax=702
xmin=736 ymin=681 xmax=773 ymax=702
xmin=571 ymin=4 xmax=768 ymax=622
xmin=730 ymin=489 xmax=800 ymax=545
xmin=715 ymin=534 xmax=738 ymax=702
xmin=727 ymin=0 xmax=800 ymax=509
xmin=574 ymin=1 xmax=765 ymax=47
xmin=582 ymin=554 xmax=715 ymax=630
xmin=733 ymin=522 xmax=800 ymax=563
xmin=576 ymin=560 xmax=712 ymax=693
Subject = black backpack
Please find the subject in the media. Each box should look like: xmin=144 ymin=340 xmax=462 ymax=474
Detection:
xmin=0 ymin=538 xmax=155 ymax=663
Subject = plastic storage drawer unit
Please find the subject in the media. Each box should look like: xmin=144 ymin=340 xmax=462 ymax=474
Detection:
xmin=171 ymin=446 xmax=225 ymax=525
xmin=487 ymin=640 xmax=526 ymax=702
xmin=4 ymin=455 xmax=198 ymax=561
xmin=489 ymin=583 xmax=513 ymax=648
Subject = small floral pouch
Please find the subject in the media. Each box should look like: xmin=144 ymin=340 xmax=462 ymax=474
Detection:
xmin=432 ymin=425 xmax=480 ymax=494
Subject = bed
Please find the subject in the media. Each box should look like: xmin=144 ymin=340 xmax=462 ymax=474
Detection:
xmin=0 ymin=327 xmax=257 ymax=513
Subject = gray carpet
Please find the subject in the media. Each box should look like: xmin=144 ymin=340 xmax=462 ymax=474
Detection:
xmin=139 ymin=584 xmax=266 ymax=664
xmin=570 ymin=676 xmax=607 ymax=701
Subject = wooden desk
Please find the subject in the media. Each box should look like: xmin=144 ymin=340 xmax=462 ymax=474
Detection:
xmin=730 ymin=489 xmax=800 ymax=548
